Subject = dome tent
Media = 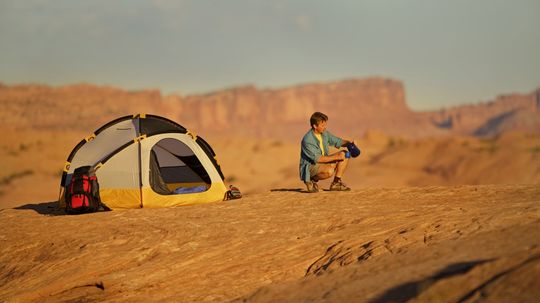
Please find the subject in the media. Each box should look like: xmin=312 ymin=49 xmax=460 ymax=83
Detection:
xmin=59 ymin=114 xmax=228 ymax=209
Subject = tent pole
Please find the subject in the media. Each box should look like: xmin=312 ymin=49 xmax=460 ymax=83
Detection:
xmin=137 ymin=117 xmax=143 ymax=208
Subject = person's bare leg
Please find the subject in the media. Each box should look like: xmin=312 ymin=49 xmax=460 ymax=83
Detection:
xmin=334 ymin=157 xmax=349 ymax=178
xmin=330 ymin=157 xmax=350 ymax=191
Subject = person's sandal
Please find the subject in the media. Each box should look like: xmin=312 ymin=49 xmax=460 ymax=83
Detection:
xmin=329 ymin=180 xmax=351 ymax=191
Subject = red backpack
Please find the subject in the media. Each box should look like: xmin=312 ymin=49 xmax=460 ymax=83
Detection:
xmin=65 ymin=166 xmax=102 ymax=214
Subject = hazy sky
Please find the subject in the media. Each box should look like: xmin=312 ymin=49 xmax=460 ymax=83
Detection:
xmin=1 ymin=0 xmax=539 ymax=110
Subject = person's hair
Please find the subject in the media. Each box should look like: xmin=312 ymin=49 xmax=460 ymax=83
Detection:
xmin=310 ymin=112 xmax=328 ymax=128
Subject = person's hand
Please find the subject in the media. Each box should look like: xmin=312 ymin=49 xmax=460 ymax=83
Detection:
xmin=336 ymin=151 xmax=346 ymax=161
xmin=345 ymin=139 xmax=357 ymax=147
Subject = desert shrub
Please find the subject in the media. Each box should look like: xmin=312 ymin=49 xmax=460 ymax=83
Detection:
xmin=530 ymin=146 xmax=540 ymax=153
xmin=485 ymin=144 xmax=499 ymax=154
xmin=387 ymin=138 xmax=407 ymax=148
xmin=271 ymin=140 xmax=283 ymax=147
xmin=474 ymin=139 xmax=499 ymax=154
xmin=0 ymin=170 xmax=34 ymax=186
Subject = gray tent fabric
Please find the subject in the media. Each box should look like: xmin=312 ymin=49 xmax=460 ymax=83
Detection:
xmin=68 ymin=119 xmax=139 ymax=171
xmin=149 ymin=150 xmax=172 ymax=195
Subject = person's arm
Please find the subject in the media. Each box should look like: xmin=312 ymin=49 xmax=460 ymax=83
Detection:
xmin=317 ymin=153 xmax=345 ymax=163
xmin=340 ymin=139 xmax=351 ymax=147
xmin=339 ymin=139 xmax=359 ymax=147
xmin=327 ymin=131 xmax=356 ymax=149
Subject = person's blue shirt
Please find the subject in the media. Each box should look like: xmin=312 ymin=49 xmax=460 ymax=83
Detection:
xmin=299 ymin=129 xmax=342 ymax=182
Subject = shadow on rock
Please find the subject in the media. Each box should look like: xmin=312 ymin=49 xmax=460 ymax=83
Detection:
xmin=270 ymin=188 xmax=304 ymax=193
xmin=14 ymin=201 xmax=66 ymax=216
xmin=369 ymin=259 xmax=493 ymax=303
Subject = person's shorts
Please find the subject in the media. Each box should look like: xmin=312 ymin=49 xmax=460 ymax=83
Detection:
xmin=309 ymin=164 xmax=320 ymax=177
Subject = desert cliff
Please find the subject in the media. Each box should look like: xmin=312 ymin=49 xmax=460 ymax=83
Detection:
xmin=2 ymin=78 xmax=539 ymax=139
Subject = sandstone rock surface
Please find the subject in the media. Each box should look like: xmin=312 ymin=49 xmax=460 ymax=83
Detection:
xmin=1 ymin=185 xmax=538 ymax=302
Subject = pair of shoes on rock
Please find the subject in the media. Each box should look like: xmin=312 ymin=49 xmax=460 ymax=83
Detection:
xmin=305 ymin=180 xmax=319 ymax=193
xmin=329 ymin=179 xmax=351 ymax=191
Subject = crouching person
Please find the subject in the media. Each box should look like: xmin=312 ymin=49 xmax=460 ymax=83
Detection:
xmin=299 ymin=112 xmax=357 ymax=193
